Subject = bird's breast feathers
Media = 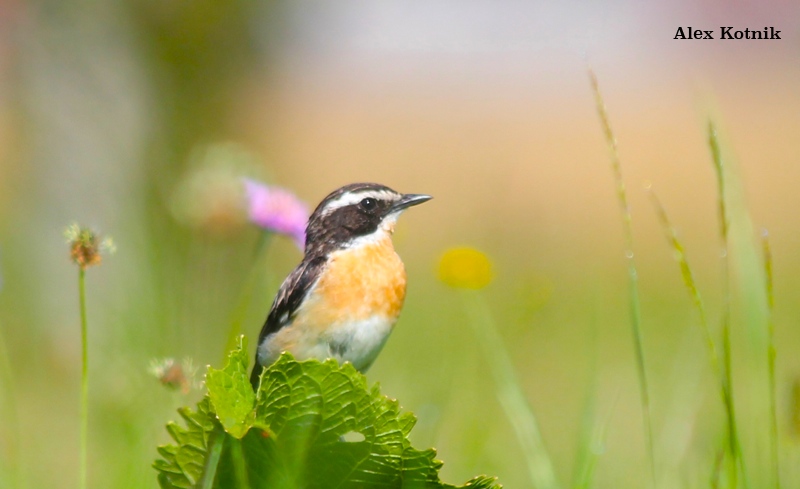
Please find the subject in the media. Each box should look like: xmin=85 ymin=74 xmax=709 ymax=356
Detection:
xmin=259 ymin=232 xmax=407 ymax=370
xmin=311 ymin=232 xmax=407 ymax=323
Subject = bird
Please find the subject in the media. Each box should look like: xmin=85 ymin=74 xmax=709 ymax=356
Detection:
xmin=250 ymin=182 xmax=432 ymax=388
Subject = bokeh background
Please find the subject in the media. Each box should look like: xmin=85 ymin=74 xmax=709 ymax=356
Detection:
xmin=1 ymin=1 xmax=799 ymax=488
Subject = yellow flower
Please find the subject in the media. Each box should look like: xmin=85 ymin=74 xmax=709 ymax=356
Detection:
xmin=438 ymin=246 xmax=493 ymax=289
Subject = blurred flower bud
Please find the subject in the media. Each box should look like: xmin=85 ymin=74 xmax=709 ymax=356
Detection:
xmin=438 ymin=246 xmax=493 ymax=290
xmin=242 ymin=178 xmax=308 ymax=249
xmin=169 ymin=142 xmax=259 ymax=236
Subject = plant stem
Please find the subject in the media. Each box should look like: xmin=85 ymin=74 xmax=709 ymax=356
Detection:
xmin=721 ymin=319 xmax=739 ymax=488
xmin=223 ymin=233 xmax=272 ymax=359
xmin=199 ymin=426 xmax=225 ymax=489
xmin=78 ymin=267 xmax=88 ymax=489
xmin=647 ymin=185 xmax=744 ymax=488
xmin=0 ymin=318 xmax=22 ymax=488
xmin=762 ymin=231 xmax=780 ymax=489
xmin=646 ymin=188 xmax=719 ymax=368
xmin=230 ymin=437 xmax=251 ymax=489
xmin=709 ymin=122 xmax=748 ymax=489
xmin=461 ymin=291 xmax=559 ymax=489
xmin=589 ymin=70 xmax=656 ymax=487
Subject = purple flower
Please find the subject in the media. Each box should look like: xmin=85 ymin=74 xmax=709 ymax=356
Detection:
xmin=243 ymin=179 xmax=309 ymax=249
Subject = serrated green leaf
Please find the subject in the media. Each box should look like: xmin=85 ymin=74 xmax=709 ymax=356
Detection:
xmin=155 ymin=340 xmax=502 ymax=489
xmin=206 ymin=335 xmax=256 ymax=438
xmin=154 ymin=398 xmax=217 ymax=489
xmin=454 ymin=476 xmax=503 ymax=489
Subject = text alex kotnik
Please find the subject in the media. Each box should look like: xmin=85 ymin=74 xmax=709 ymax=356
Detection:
xmin=674 ymin=27 xmax=781 ymax=40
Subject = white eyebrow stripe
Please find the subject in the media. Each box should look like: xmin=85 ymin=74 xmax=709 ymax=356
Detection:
xmin=321 ymin=190 xmax=399 ymax=213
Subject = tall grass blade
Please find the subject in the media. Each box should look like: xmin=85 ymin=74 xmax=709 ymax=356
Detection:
xmin=645 ymin=186 xmax=740 ymax=487
xmin=461 ymin=291 xmax=560 ymax=489
xmin=0 ymin=319 xmax=22 ymax=489
xmin=572 ymin=386 xmax=620 ymax=489
xmin=572 ymin=311 xmax=600 ymax=489
xmin=571 ymin=307 xmax=618 ymax=489
xmin=709 ymin=122 xmax=744 ymax=489
xmin=646 ymin=186 xmax=718 ymax=366
xmin=762 ymin=230 xmax=780 ymax=489
xmin=708 ymin=121 xmax=774 ymax=488
xmin=589 ymin=70 xmax=656 ymax=487
xmin=223 ymin=233 xmax=272 ymax=359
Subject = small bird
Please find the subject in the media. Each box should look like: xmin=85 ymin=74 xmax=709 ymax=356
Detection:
xmin=250 ymin=183 xmax=431 ymax=388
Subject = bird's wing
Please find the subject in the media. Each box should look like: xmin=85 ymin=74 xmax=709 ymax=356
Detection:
xmin=258 ymin=255 xmax=327 ymax=341
xmin=251 ymin=255 xmax=326 ymax=387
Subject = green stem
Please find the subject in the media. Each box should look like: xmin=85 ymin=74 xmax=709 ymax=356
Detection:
xmin=461 ymin=291 xmax=559 ymax=489
xmin=762 ymin=231 xmax=780 ymax=489
xmin=648 ymin=185 xmax=744 ymax=488
xmin=0 ymin=318 xmax=22 ymax=488
xmin=572 ymin=308 xmax=600 ymax=489
xmin=230 ymin=437 xmax=251 ymax=489
xmin=709 ymin=122 xmax=748 ymax=489
xmin=199 ymin=426 xmax=225 ymax=489
xmin=721 ymin=318 xmax=740 ymax=487
xmin=223 ymin=233 xmax=272 ymax=359
xmin=589 ymin=71 xmax=656 ymax=487
xmin=647 ymin=188 xmax=719 ymax=370
xmin=78 ymin=267 xmax=88 ymax=489
xmin=626 ymin=260 xmax=656 ymax=486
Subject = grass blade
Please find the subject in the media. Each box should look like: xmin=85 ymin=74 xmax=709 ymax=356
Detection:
xmin=222 ymin=233 xmax=272 ymax=359
xmin=572 ymin=385 xmax=620 ymax=489
xmin=572 ymin=310 xmax=600 ymax=489
xmin=709 ymin=122 xmax=745 ymax=489
xmin=762 ymin=230 xmax=780 ymax=489
xmin=589 ymin=70 xmax=656 ymax=487
xmin=645 ymin=184 xmax=746 ymax=487
xmin=461 ymin=290 xmax=560 ymax=489
xmin=645 ymin=186 xmax=718 ymax=365
xmin=0 ymin=318 xmax=22 ymax=488
xmin=707 ymin=120 xmax=779 ymax=488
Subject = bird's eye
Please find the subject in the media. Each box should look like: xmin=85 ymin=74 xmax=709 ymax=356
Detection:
xmin=359 ymin=197 xmax=377 ymax=211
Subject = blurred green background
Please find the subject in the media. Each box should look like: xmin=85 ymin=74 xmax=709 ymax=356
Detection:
xmin=1 ymin=1 xmax=799 ymax=488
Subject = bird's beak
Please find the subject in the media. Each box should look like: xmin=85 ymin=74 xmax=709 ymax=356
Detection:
xmin=391 ymin=193 xmax=433 ymax=213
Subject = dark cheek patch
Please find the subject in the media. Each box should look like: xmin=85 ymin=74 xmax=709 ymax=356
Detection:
xmin=307 ymin=204 xmax=381 ymax=253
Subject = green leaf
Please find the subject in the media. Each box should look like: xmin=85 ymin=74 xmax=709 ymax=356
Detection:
xmin=154 ymin=398 xmax=217 ymax=489
xmin=206 ymin=335 xmax=256 ymax=439
xmin=155 ymin=339 xmax=502 ymax=489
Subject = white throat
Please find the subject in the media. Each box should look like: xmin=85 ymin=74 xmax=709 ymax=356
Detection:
xmin=346 ymin=211 xmax=401 ymax=249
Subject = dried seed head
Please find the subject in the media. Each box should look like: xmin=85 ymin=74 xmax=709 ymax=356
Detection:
xmin=64 ymin=223 xmax=115 ymax=270
xmin=149 ymin=357 xmax=199 ymax=394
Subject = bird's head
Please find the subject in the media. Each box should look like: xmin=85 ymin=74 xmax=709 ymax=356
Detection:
xmin=304 ymin=183 xmax=431 ymax=255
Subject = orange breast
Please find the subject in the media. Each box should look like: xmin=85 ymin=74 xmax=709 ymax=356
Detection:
xmin=310 ymin=235 xmax=407 ymax=326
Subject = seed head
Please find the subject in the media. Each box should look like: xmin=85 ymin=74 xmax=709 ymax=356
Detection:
xmin=64 ymin=223 xmax=115 ymax=270
xmin=149 ymin=357 xmax=199 ymax=394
